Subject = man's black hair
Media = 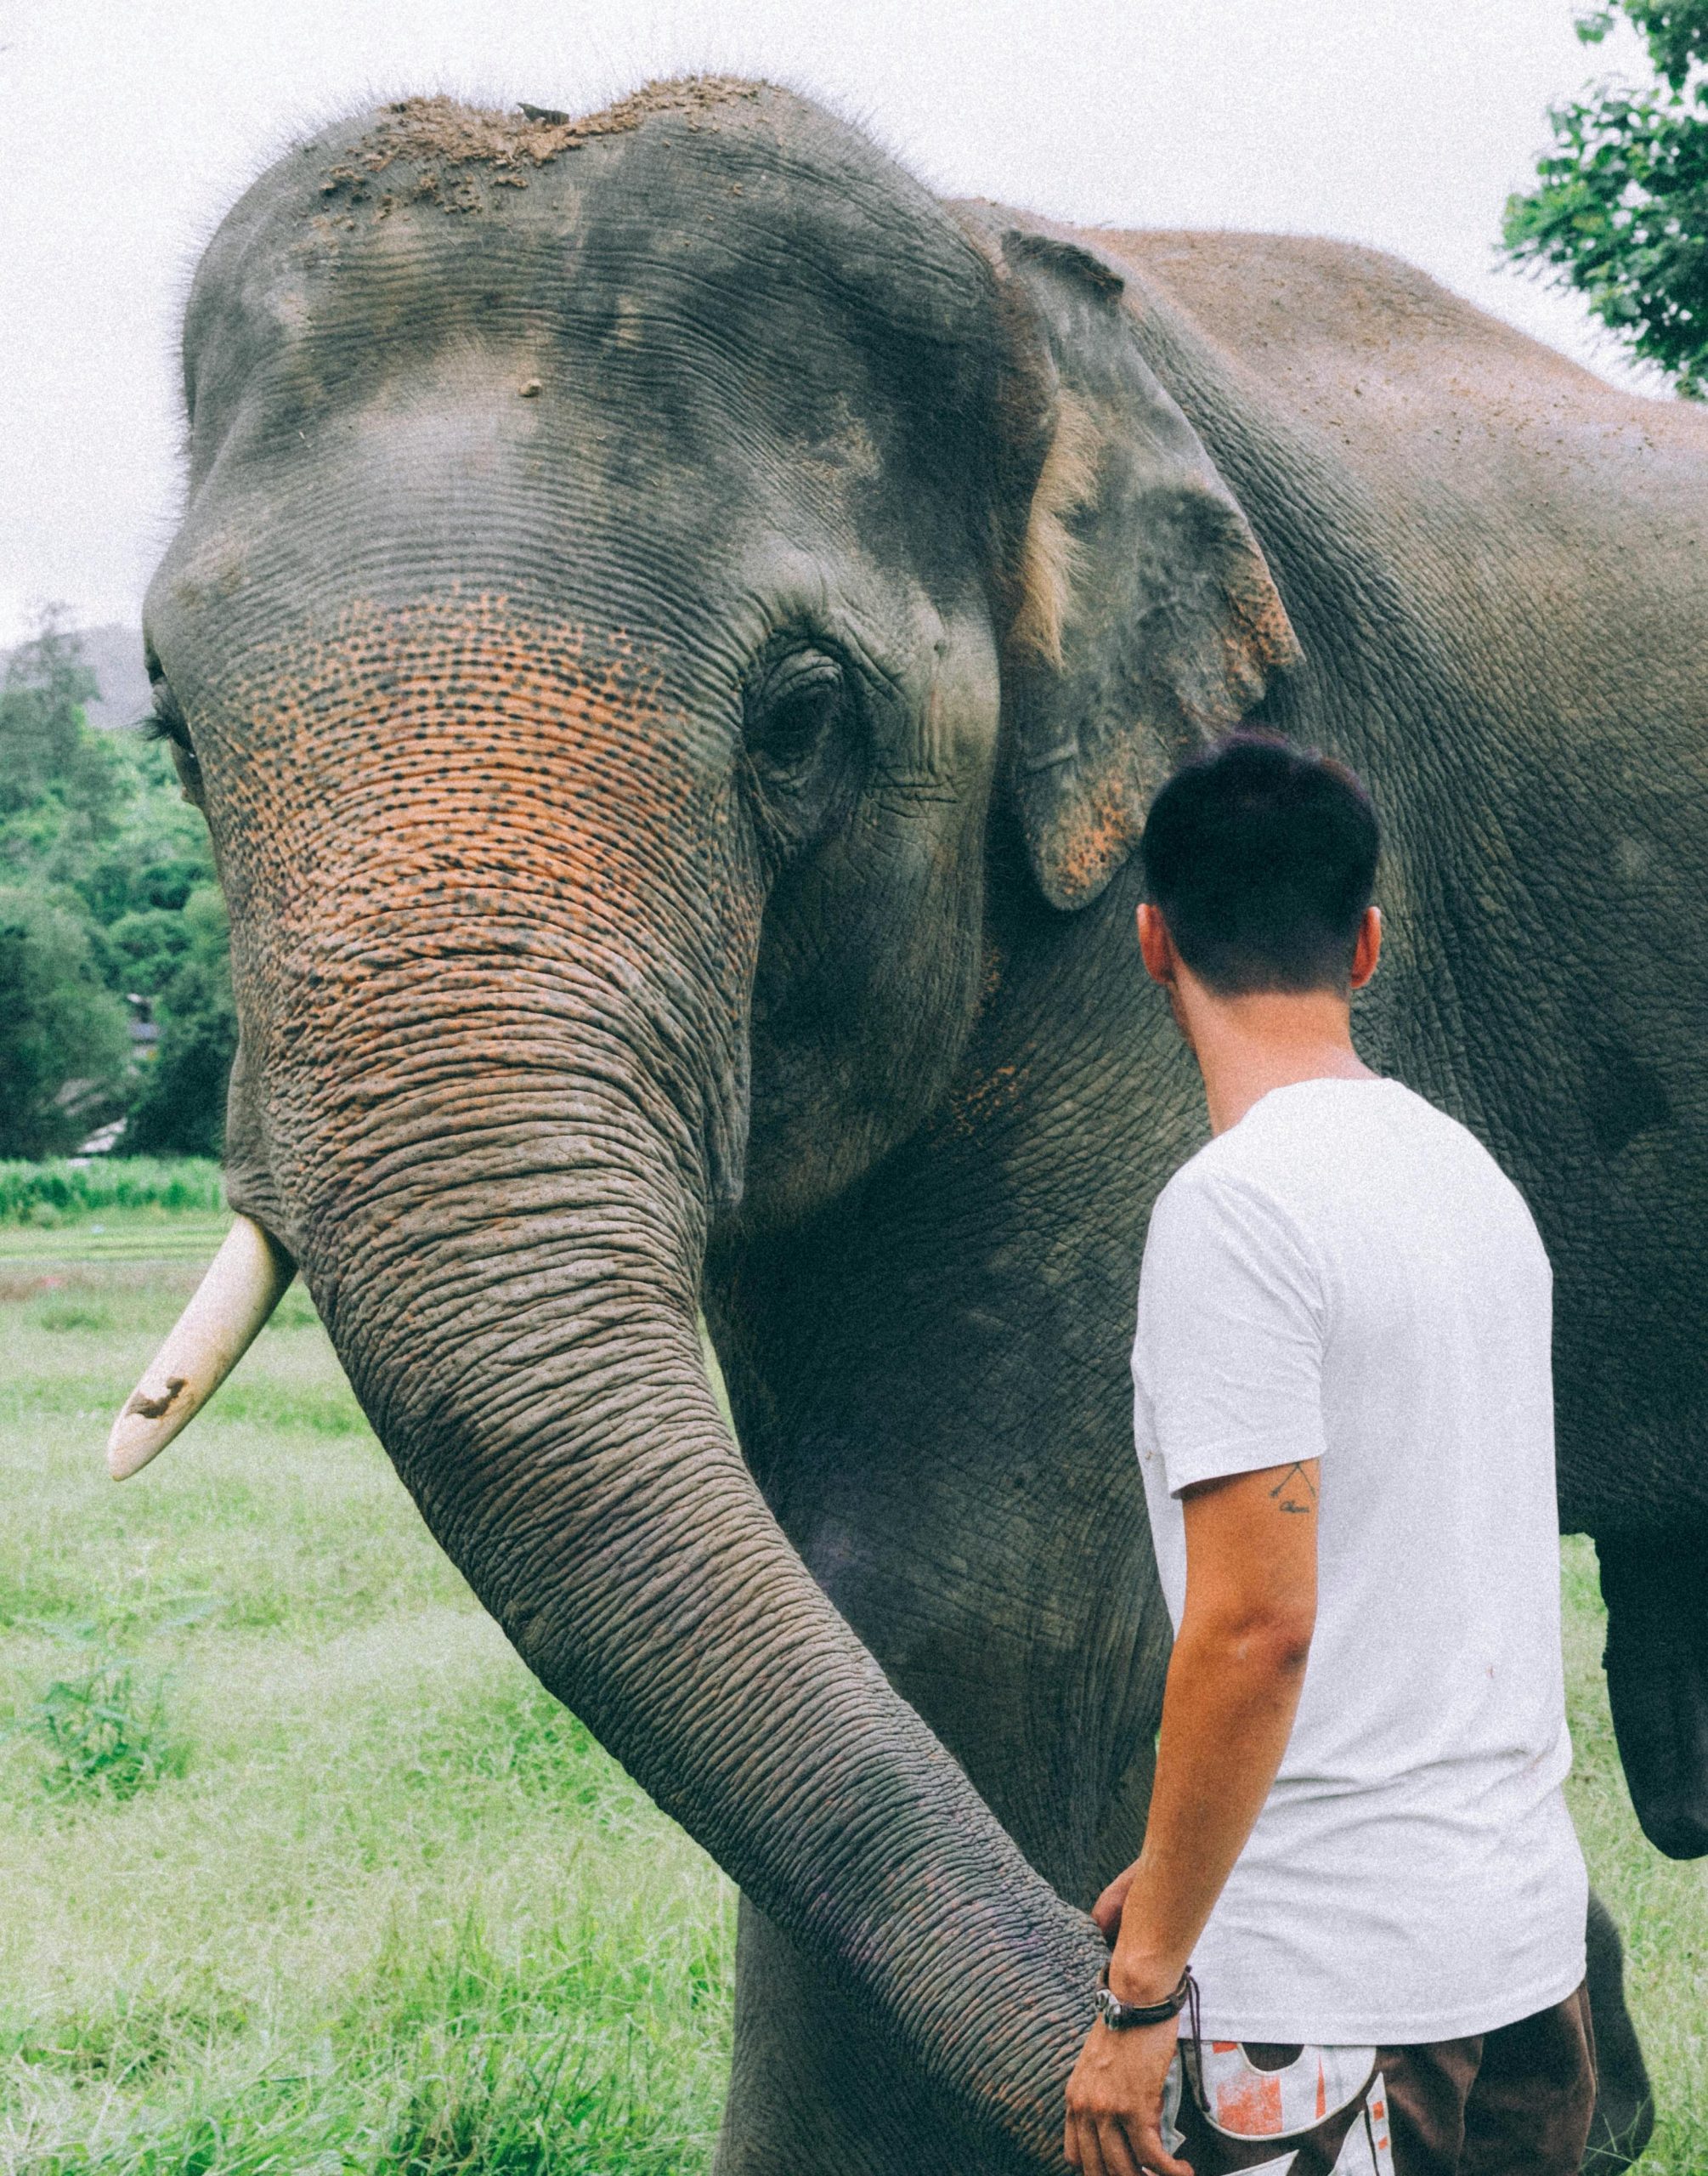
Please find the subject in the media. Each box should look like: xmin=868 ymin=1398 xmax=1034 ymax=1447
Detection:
xmin=1139 ymin=732 xmax=1379 ymax=996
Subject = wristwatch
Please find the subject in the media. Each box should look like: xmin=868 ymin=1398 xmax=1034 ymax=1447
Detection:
xmin=1094 ymin=1965 xmax=1194 ymax=2031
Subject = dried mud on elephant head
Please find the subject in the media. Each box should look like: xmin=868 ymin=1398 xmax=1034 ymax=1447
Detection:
xmin=318 ymin=79 xmax=766 ymax=216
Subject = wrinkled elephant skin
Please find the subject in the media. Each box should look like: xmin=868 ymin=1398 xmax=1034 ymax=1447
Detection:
xmin=139 ymin=81 xmax=1702 ymax=2173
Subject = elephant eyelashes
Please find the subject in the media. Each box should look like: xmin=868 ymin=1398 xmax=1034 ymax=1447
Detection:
xmin=744 ymin=650 xmax=850 ymax=781
xmin=739 ymin=647 xmax=862 ymax=861
xmin=143 ymin=672 xmax=204 ymax=802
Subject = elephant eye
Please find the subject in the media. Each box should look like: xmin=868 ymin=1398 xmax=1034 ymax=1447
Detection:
xmin=745 ymin=650 xmax=849 ymax=780
xmin=143 ymin=665 xmax=203 ymax=801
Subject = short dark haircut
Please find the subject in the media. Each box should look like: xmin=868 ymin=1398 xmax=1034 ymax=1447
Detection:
xmin=1139 ymin=733 xmax=1379 ymax=996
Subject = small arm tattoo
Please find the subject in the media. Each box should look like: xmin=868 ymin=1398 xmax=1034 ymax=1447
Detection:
xmin=1270 ymin=1461 xmax=1319 ymax=1516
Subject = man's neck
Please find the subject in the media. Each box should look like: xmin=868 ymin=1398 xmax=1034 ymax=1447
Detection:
xmin=1180 ymin=990 xmax=1377 ymax=1137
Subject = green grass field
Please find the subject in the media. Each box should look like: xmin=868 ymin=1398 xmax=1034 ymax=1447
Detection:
xmin=1 ymin=1215 xmax=1703 ymax=2173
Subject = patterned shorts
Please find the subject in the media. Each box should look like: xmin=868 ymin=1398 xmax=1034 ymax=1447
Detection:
xmin=1162 ymin=1986 xmax=1595 ymax=2176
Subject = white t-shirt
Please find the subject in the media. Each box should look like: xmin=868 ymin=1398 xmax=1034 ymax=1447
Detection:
xmin=1133 ymin=1075 xmax=1587 ymax=2045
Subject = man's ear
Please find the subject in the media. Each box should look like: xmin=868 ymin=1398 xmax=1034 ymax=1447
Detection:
xmin=1135 ymin=902 xmax=1175 ymax=989
xmin=1350 ymin=905 xmax=1383 ymax=989
xmin=978 ymin=221 xmax=1301 ymax=911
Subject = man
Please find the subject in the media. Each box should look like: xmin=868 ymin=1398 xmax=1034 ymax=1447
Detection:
xmin=1065 ymin=734 xmax=1594 ymax=2176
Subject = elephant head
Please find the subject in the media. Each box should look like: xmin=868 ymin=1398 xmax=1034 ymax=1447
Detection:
xmin=121 ymin=82 xmax=1293 ymax=2161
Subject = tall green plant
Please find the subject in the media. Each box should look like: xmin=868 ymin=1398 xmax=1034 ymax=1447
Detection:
xmin=1503 ymin=2 xmax=1708 ymax=394
xmin=0 ymin=1156 xmax=224 ymax=1223
xmin=24 ymin=1639 xmax=188 ymax=1805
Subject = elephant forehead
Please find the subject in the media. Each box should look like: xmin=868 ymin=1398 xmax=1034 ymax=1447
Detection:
xmin=182 ymin=85 xmax=1007 ymax=508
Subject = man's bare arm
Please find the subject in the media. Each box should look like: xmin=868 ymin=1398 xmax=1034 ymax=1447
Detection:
xmin=1064 ymin=1458 xmax=1319 ymax=2176
xmin=1101 ymin=1457 xmax=1318 ymax=1987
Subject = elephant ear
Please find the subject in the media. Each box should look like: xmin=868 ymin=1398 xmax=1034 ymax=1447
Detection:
xmin=989 ymin=224 xmax=1301 ymax=911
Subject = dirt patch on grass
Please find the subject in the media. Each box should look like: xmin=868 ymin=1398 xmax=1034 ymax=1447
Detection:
xmin=0 ymin=1262 xmax=204 ymax=1306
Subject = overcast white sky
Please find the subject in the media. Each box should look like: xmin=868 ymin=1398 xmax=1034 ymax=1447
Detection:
xmin=0 ymin=0 xmax=1666 ymax=644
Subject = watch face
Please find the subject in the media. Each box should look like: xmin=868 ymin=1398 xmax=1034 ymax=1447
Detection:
xmin=1094 ymin=1987 xmax=1120 ymax=2028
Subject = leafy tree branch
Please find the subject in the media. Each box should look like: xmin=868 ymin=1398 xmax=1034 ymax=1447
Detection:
xmin=1503 ymin=0 xmax=1708 ymax=394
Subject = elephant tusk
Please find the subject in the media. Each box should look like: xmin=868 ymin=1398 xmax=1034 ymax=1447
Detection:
xmin=107 ymin=1215 xmax=297 ymax=1480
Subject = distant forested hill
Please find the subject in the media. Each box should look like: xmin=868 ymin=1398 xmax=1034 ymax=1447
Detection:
xmin=0 ymin=621 xmax=150 ymax=734
xmin=75 ymin=624 xmax=153 ymax=733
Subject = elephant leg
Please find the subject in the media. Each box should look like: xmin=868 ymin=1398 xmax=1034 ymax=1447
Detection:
xmin=715 ymin=1896 xmax=1025 ymax=2176
xmin=1579 ymin=1887 xmax=1654 ymax=2173
xmin=1598 ymin=1531 xmax=1708 ymax=1859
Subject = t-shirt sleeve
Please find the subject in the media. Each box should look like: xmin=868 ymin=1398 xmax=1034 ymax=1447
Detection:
xmin=1134 ymin=1169 xmax=1327 ymax=1498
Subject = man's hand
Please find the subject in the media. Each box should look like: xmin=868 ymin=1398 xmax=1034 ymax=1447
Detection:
xmin=1091 ymin=1863 xmax=1136 ymax=1946
xmin=1064 ymin=2016 xmax=1191 ymax=2176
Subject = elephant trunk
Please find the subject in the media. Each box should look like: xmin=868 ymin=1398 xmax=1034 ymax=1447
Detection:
xmin=282 ymin=1029 xmax=1098 ymax=2164
xmin=210 ymin=801 xmax=1092 ymax=2158
xmin=117 ymin=595 xmax=1101 ymax=2150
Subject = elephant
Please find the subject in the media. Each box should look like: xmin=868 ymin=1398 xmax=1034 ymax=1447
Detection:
xmin=122 ymin=77 xmax=1705 ymax=2174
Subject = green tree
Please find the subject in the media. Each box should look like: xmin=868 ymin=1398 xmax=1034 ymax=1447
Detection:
xmin=0 ymin=608 xmax=214 ymax=919
xmin=0 ymin=609 xmax=230 ymax=1155
xmin=0 ymin=887 xmax=131 ymax=1158
xmin=0 ymin=609 xmax=94 ymax=807
xmin=1503 ymin=2 xmax=1708 ymax=394
xmin=123 ymin=885 xmax=238 ymax=1158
